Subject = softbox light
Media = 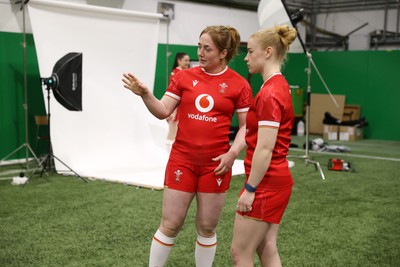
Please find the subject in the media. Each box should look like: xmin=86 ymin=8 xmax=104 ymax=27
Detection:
xmin=258 ymin=0 xmax=304 ymax=53
xmin=42 ymin=52 xmax=83 ymax=111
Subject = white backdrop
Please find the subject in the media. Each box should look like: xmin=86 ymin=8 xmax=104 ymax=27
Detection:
xmin=28 ymin=0 xmax=246 ymax=189
xmin=28 ymin=0 xmax=169 ymax=189
xmin=258 ymin=0 xmax=304 ymax=53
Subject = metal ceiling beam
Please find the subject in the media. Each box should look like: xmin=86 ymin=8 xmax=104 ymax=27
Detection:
xmin=172 ymin=0 xmax=259 ymax=11
xmin=174 ymin=0 xmax=400 ymax=50
xmin=285 ymin=0 xmax=400 ymax=14
xmin=176 ymin=0 xmax=400 ymax=13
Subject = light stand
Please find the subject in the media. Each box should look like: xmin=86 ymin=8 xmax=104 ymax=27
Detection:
xmin=283 ymin=5 xmax=339 ymax=180
xmin=26 ymin=79 xmax=87 ymax=184
xmin=292 ymin=51 xmax=339 ymax=180
xmin=157 ymin=2 xmax=174 ymax=87
xmin=1 ymin=0 xmax=41 ymax=171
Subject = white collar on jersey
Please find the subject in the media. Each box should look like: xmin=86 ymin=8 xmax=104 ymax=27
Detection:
xmin=260 ymin=72 xmax=282 ymax=88
xmin=201 ymin=66 xmax=228 ymax=76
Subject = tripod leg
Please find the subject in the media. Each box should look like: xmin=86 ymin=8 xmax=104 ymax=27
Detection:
xmin=316 ymin=162 xmax=326 ymax=180
xmin=23 ymin=155 xmax=48 ymax=186
xmin=26 ymin=144 xmax=41 ymax=165
xmin=52 ymin=154 xmax=87 ymax=183
xmin=39 ymin=154 xmax=50 ymax=177
xmin=306 ymin=159 xmax=326 ymax=180
xmin=0 ymin=143 xmax=42 ymax=167
xmin=1 ymin=144 xmax=25 ymax=162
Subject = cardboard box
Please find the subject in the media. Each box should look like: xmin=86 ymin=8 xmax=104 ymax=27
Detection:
xmin=309 ymin=94 xmax=346 ymax=134
xmin=343 ymin=105 xmax=360 ymax=121
xmin=323 ymin=124 xmax=339 ymax=141
xmin=323 ymin=124 xmax=364 ymax=141
xmin=339 ymin=126 xmax=364 ymax=141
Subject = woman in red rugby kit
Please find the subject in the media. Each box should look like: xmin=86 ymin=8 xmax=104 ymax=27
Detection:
xmin=165 ymin=52 xmax=190 ymax=150
xmin=231 ymin=25 xmax=298 ymax=267
xmin=123 ymin=25 xmax=252 ymax=267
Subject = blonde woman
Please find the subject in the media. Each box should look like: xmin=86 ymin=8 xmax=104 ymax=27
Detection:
xmin=231 ymin=25 xmax=298 ymax=267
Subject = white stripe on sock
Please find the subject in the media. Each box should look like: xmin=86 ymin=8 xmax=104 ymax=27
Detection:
xmin=153 ymin=229 xmax=175 ymax=246
xmin=196 ymin=234 xmax=217 ymax=247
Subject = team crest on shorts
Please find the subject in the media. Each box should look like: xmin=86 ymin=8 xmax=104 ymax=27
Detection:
xmin=174 ymin=169 xmax=183 ymax=182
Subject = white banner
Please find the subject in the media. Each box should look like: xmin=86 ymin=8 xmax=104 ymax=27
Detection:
xmin=28 ymin=0 xmax=168 ymax=189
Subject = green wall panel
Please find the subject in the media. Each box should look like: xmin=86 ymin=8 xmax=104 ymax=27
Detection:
xmin=283 ymin=51 xmax=400 ymax=141
xmin=0 ymin=32 xmax=46 ymax=160
xmin=1 ymin=32 xmax=399 ymax=161
xmin=153 ymin=44 xmax=198 ymax=100
xmin=154 ymin=47 xmax=400 ymax=141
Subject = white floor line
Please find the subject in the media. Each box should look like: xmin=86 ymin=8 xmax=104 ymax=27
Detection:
xmin=289 ymin=148 xmax=400 ymax=162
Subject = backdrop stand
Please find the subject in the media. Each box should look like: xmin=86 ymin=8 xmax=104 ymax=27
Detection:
xmin=1 ymin=0 xmax=42 ymax=173
xmin=26 ymin=83 xmax=87 ymax=185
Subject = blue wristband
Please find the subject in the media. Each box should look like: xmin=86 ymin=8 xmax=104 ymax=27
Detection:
xmin=245 ymin=183 xmax=257 ymax=193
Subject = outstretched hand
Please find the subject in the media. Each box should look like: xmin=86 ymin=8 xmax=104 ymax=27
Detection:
xmin=122 ymin=73 xmax=149 ymax=96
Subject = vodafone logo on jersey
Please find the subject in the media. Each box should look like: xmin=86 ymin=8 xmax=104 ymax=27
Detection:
xmin=195 ymin=94 xmax=214 ymax=112
xmin=187 ymin=94 xmax=218 ymax=123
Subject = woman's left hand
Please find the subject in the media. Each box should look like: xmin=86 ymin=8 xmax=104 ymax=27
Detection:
xmin=212 ymin=150 xmax=236 ymax=176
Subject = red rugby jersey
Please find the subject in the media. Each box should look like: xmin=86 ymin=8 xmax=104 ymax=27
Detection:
xmin=244 ymin=73 xmax=294 ymax=190
xmin=170 ymin=67 xmax=181 ymax=78
xmin=166 ymin=66 xmax=252 ymax=165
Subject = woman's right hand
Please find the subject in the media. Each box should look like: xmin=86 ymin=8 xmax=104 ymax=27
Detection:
xmin=236 ymin=190 xmax=255 ymax=213
xmin=122 ymin=73 xmax=149 ymax=97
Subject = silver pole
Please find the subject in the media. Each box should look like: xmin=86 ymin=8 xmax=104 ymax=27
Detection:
xmin=23 ymin=1 xmax=29 ymax=162
xmin=288 ymin=52 xmax=325 ymax=180
xmin=0 ymin=1 xmax=41 ymax=171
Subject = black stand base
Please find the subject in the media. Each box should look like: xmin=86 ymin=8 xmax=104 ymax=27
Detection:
xmin=23 ymin=80 xmax=87 ymax=185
